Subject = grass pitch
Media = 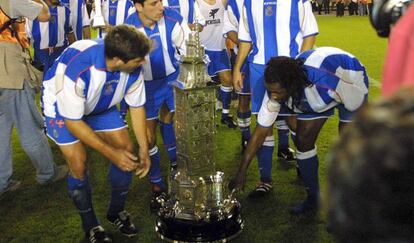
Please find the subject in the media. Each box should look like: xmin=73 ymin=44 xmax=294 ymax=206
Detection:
xmin=0 ymin=15 xmax=387 ymax=243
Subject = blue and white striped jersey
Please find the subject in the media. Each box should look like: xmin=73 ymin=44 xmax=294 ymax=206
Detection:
xmin=26 ymin=5 xmax=72 ymax=49
xmin=163 ymin=0 xmax=206 ymax=25
xmin=42 ymin=39 xmax=146 ymax=120
xmin=96 ymin=0 xmax=135 ymax=38
xmin=60 ymin=0 xmax=90 ymax=40
xmin=258 ymin=47 xmax=369 ymax=127
xmin=124 ymin=8 xmax=190 ymax=81
xmin=239 ymin=0 xmax=318 ymax=65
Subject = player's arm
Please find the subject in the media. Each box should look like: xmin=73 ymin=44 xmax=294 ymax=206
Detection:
xmin=82 ymin=26 xmax=91 ymax=39
xmin=227 ymin=31 xmax=239 ymax=45
xmin=230 ymin=125 xmax=270 ymax=190
xmin=232 ymin=41 xmax=251 ymax=91
xmin=300 ymin=35 xmax=316 ymax=53
xmin=65 ymin=119 xmax=139 ymax=172
xmin=129 ymin=106 xmax=151 ymax=178
xmin=33 ymin=0 xmax=51 ymax=22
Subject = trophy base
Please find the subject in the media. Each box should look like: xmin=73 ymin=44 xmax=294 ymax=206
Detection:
xmin=155 ymin=206 xmax=243 ymax=242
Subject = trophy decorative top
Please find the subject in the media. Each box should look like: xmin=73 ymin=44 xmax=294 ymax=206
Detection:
xmin=171 ymin=22 xmax=211 ymax=90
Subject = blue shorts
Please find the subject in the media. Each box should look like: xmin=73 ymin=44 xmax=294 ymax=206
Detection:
xmin=205 ymin=49 xmax=231 ymax=77
xmin=45 ymin=106 xmax=126 ymax=145
xmin=237 ymin=62 xmax=251 ymax=95
xmin=144 ymin=73 xmax=177 ymax=120
xmin=250 ymin=63 xmax=292 ymax=116
xmin=297 ymin=104 xmax=355 ymax=122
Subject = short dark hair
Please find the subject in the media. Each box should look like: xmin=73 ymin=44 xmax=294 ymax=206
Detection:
xmin=327 ymin=89 xmax=414 ymax=243
xmin=104 ymin=25 xmax=150 ymax=63
xmin=264 ymin=56 xmax=310 ymax=107
xmin=132 ymin=0 xmax=145 ymax=5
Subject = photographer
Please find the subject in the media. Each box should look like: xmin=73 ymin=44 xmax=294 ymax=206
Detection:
xmin=381 ymin=3 xmax=414 ymax=96
xmin=327 ymin=90 xmax=414 ymax=242
xmin=0 ymin=0 xmax=68 ymax=196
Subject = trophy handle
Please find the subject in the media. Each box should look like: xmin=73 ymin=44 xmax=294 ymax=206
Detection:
xmin=92 ymin=0 xmax=106 ymax=28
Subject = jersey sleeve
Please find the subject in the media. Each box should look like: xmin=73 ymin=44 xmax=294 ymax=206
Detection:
xmin=223 ymin=5 xmax=238 ymax=37
xmin=299 ymin=0 xmax=318 ymax=38
xmin=172 ymin=17 xmax=191 ymax=55
xmin=56 ymin=74 xmax=86 ymax=120
xmin=238 ymin=5 xmax=251 ymax=42
xmin=257 ymin=92 xmax=280 ymax=127
xmin=81 ymin=2 xmax=90 ymax=27
xmin=124 ymin=71 xmax=146 ymax=108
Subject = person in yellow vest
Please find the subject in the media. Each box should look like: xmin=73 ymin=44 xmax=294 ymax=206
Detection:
xmin=0 ymin=0 xmax=68 ymax=196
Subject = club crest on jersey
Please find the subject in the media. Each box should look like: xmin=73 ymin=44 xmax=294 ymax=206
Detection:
xmin=104 ymin=84 xmax=114 ymax=95
xmin=265 ymin=5 xmax=274 ymax=16
xmin=50 ymin=15 xmax=56 ymax=23
xmin=110 ymin=9 xmax=116 ymax=16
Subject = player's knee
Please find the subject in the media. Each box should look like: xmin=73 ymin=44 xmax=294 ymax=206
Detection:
xmin=68 ymin=160 xmax=87 ymax=179
xmin=147 ymin=133 xmax=156 ymax=148
xmin=296 ymin=134 xmax=315 ymax=152
xmin=160 ymin=111 xmax=174 ymax=123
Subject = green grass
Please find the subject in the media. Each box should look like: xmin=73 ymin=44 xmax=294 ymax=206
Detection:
xmin=0 ymin=15 xmax=387 ymax=242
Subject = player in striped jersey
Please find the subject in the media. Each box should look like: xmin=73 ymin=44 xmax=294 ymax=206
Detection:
xmin=223 ymin=0 xmax=251 ymax=152
xmin=232 ymin=0 xmax=319 ymax=198
xmin=60 ymin=0 xmax=91 ymax=40
xmin=91 ymin=0 xmax=136 ymax=38
xmin=25 ymin=0 xmax=76 ymax=72
xmin=125 ymin=0 xmax=191 ymax=212
xmin=198 ymin=0 xmax=237 ymax=128
xmin=231 ymin=47 xmax=369 ymax=215
xmin=42 ymin=25 xmax=151 ymax=242
xmin=163 ymin=0 xmax=206 ymax=29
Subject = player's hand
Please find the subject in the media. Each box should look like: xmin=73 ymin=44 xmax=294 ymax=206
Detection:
xmin=113 ymin=149 xmax=139 ymax=172
xmin=232 ymin=69 xmax=243 ymax=92
xmin=229 ymin=170 xmax=246 ymax=192
xmin=135 ymin=149 xmax=151 ymax=178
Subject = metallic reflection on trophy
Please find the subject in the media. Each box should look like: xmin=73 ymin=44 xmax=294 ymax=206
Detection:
xmin=155 ymin=25 xmax=243 ymax=242
xmin=92 ymin=0 xmax=105 ymax=28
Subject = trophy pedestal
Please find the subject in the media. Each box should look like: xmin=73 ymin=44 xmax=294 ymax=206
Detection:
xmin=156 ymin=204 xmax=243 ymax=242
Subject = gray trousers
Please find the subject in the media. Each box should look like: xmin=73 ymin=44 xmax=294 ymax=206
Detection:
xmin=0 ymin=83 xmax=56 ymax=191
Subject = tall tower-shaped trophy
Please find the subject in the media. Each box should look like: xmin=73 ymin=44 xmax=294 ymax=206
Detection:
xmin=155 ymin=27 xmax=243 ymax=242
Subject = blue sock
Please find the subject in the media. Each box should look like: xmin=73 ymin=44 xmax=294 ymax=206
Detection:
xmin=159 ymin=121 xmax=177 ymax=167
xmin=107 ymin=164 xmax=132 ymax=217
xmin=237 ymin=110 xmax=251 ymax=141
xmin=148 ymin=146 xmax=164 ymax=187
xmin=220 ymin=85 xmax=233 ymax=119
xmin=296 ymin=148 xmax=319 ymax=199
xmin=276 ymin=119 xmax=289 ymax=151
xmin=256 ymin=136 xmax=275 ymax=183
xmin=67 ymin=174 xmax=99 ymax=232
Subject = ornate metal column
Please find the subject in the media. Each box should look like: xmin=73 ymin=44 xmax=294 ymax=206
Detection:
xmin=155 ymin=27 xmax=243 ymax=242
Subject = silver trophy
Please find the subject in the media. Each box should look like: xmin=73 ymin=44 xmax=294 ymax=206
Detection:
xmin=92 ymin=0 xmax=105 ymax=28
xmin=155 ymin=26 xmax=243 ymax=242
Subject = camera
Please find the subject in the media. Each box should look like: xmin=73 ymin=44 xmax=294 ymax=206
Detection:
xmin=370 ymin=0 xmax=413 ymax=37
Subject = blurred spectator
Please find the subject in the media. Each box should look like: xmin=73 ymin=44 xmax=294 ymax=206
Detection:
xmin=323 ymin=0 xmax=330 ymax=13
xmin=317 ymin=0 xmax=323 ymax=14
xmin=336 ymin=0 xmax=345 ymax=16
xmin=327 ymin=89 xmax=414 ymax=243
xmin=382 ymin=4 xmax=414 ymax=96
xmin=366 ymin=0 xmax=372 ymax=15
